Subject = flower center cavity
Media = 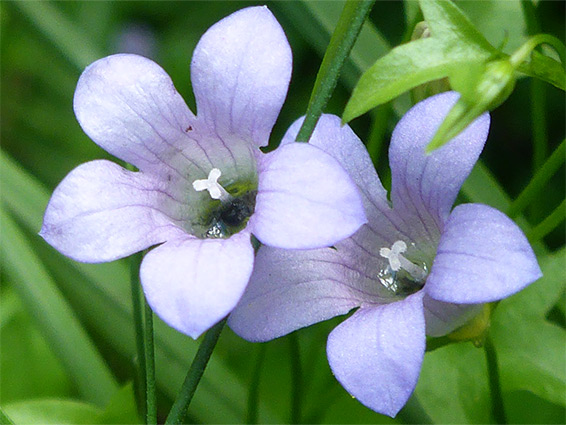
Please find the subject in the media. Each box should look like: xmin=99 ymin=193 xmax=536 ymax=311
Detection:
xmin=378 ymin=240 xmax=428 ymax=296
xmin=192 ymin=168 xmax=256 ymax=239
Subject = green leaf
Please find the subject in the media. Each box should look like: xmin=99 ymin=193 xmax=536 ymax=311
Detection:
xmin=0 ymin=286 xmax=73 ymax=403
xmin=343 ymin=38 xmax=466 ymax=122
xmin=343 ymin=0 xmax=497 ymax=123
xmin=11 ymin=1 xmax=102 ymax=71
xmin=97 ymin=383 xmax=142 ymax=424
xmin=491 ymin=249 xmax=566 ymax=406
xmin=415 ymin=342 xmax=492 ymax=423
xmin=3 ymin=399 xmax=102 ymax=425
xmin=418 ymin=0 xmax=496 ymax=56
xmin=518 ymin=50 xmax=566 ymax=91
xmin=0 ymin=208 xmax=119 ymax=407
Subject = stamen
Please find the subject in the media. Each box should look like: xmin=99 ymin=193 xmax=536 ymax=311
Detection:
xmin=379 ymin=240 xmax=427 ymax=282
xmin=192 ymin=168 xmax=232 ymax=202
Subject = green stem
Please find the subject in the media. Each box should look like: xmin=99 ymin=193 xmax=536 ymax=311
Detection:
xmin=484 ymin=334 xmax=507 ymax=424
xmin=130 ymin=253 xmax=147 ymax=421
xmin=165 ymin=318 xmax=227 ymax=424
xmin=289 ymin=333 xmax=302 ymax=424
xmin=366 ymin=106 xmax=390 ymax=167
xmin=507 ymin=139 xmax=565 ymax=219
xmin=529 ymin=79 xmax=548 ymax=221
xmin=510 ymin=33 xmax=566 ymax=68
xmin=246 ymin=343 xmax=267 ymax=424
xmin=144 ymin=302 xmax=157 ymax=425
xmin=527 ymin=199 xmax=566 ymax=241
xmin=295 ymin=0 xmax=376 ymax=142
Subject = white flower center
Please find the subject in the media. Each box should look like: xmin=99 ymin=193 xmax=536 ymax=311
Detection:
xmin=379 ymin=240 xmax=427 ymax=282
xmin=192 ymin=168 xmax=232 ymax=202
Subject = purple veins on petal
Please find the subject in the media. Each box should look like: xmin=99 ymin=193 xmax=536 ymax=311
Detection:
xmin=40 ymin=6 xmax=365 ymax=340
xmin=230 ymin=92 xmax=542 ymax=417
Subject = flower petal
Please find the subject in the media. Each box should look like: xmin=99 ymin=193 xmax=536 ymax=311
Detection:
xmin=74 ymin=54 xmax=206 ymax=174
xmin=40 ymin=160 xmax=185 ymax=263
xmin=426 ymin=203 xmax=542 ymax=304
xmin=191 ymin=6 xmax=292 ymax=147
xmin=423 ymin=295 xmax=482 ymax=337
xmin=327 ymin=292 xmax=425 ymax=417
xmin=228 ymin=237 xmax=396 ymax=341
xmin=250 ymin=142 xmax=366 ymax=249
xmin=140 ymin=231 xmax=254 ymax=339
xmin=389 ymin=92 xmax=490 ymax=252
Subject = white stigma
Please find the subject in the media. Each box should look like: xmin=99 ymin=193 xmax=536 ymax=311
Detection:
xmin=192 ymin=168 xmax=231 ymax=202
xmin=379 ymin=240 xmax=427 ymax=282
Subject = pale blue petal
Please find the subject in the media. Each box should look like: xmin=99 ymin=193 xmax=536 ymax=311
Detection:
xmin=327 ymin=292 xmax=425 ymax=417
xmin=191 ymin=6 xmax=292 ymax=148
xmin=40 ymin=160 xmax=185 ymax=263
xmin=426 ymin=203 xmax=542 ymax=304
xmin=250 ymin=142 xmax=366 ymax=249
xmin=140 ymin=231 xmax=254 ymax=339
xmin=389 ymin=92 xmax=490 ymax=255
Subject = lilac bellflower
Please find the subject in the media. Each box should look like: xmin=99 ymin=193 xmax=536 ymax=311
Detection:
xmin=229 ymin=92 xmax=542 ymax=417
xmin=40 ymin=7 xmax=366 ymax=339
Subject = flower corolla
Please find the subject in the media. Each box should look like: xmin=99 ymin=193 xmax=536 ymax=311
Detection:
xmin=40 ymin=7 xmax=366 ymax=339
xmin=229 ymin=92 xmax=542 ymax=417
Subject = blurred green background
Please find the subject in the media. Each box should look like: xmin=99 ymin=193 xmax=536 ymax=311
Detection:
xmin=1 ymin=1 xmax=564 ymax=423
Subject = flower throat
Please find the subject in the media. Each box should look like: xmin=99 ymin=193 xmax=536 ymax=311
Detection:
xmin=193 ymin=168 xmax=256 ymax=239
xmin=378 ymin=240 xmax=427 ymax=297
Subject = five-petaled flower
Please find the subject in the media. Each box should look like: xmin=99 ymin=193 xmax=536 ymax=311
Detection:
xmin=40 ymin=7 xmax=366 ymax=339
xmin=229 ymin=92 xmax=542 ymax=417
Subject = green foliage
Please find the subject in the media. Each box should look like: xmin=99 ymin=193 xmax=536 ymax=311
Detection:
xmin=343 ymin=0 xmax=565 ymax=152
xmin=1 ymin=1 xmax=564 ymax=423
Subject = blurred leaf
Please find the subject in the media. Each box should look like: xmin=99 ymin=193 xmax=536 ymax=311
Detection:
xmin=415 ymin=341 xmax=492 ymax=423
xmin=505 ymin=390 xmax=566 ymax=424
xmin=3 ymin=399 xmax=102 ymax=425
xmin=457 ymin=0 xmax=527 ymax=54
xmin=274 ymin=0 xmax=389 ymax=91
xmin=97 ymin=383 xmax=141 ymax=424
xmin=491 ymin=249 xmax=566 ymax=406
xmin=518 ymin=50 xmax=566 ymax=91
xmin=0 ymin=208 xmax=118 ymax=407
xmin=0 ymin=286 xmax=73 ymax=403
xmin=11 ymin=1 xmax=102 ymax=71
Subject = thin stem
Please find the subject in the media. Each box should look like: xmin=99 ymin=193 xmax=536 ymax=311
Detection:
xmin=484 ymin=334 xmax=507 ymax=424
xmin=144 ymin=302 xmax=157 ymax=425
xmin=289 ymin=333 xmax=302 ymax=424
xmin=529 ymin=79 xmax=547 ymax=221
xmin=246 ymin=343 xmax=267 ymax=424
xmin=366 ymin=106 xmax=390 ymax=167
xmin=527 ymin=199 xmax=566 ymax=241
xmin=165 ymin=318 xmax=227 ymax=425
xmin=296 ymin=0 xmax=376 ymax=142
xmin=130 ymin=253 xmax=147 ymax=421
xmin=507 ymin=139 xmax=565 ymax=219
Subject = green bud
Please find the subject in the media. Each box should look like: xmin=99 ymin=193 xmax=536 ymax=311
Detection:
xmin=474 ymin=59 xmax=516 ymax=111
